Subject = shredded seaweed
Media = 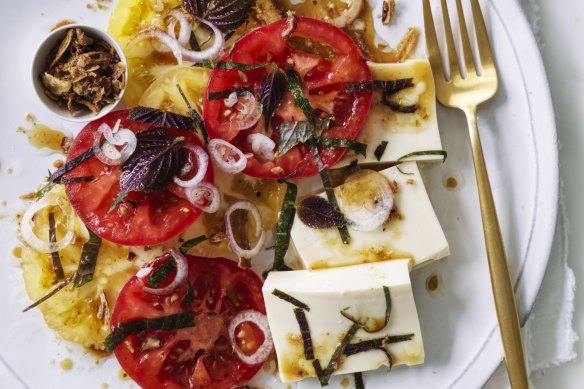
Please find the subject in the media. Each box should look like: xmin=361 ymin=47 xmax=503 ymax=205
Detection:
xmin=272 ymin=289 xmax=310 ymax=311
xmin=179 ymin=235 xmax=207 ymax=255
xmin=183 ymin=279 xmax=194 ymax=304
xmin=343 ymin=333 xmax=415 ymax=357
xmin=374 ymin=141 xmax=388 ymax=161
xmin=22 ymin=275 xmax=74 ymax=312
xmin=313 ymin=323 xmax=361 ymax=386
xmin=48 ymin=212 xmax=65 ymax=281
xmin=264 ymin=181 xmax=296 ymax=277
xmin=341 ymin=286 xmax=391 ymax=333
xmin=294 ymin=308 xmax=315 ymax=360
xmin=73 ymin=230 xmax=102 ymax=287
xmin=310 ymin=143 xmax=351 ymax=245
xmin=60 ymin=176 xmax=94 ymax=184
xmin=104 ymin=312 xmax=196 ymax=353
xmin=354 ymin=372 xmax=365 ymax=389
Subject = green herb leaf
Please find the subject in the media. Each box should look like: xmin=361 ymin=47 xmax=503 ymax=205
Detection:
xmin=179 ymin=235 xmax=208 ymax=255
xmin=196 ymin=59 xmax=268 ymax=70
xmin=397 ymin=149 xmax=447 ymax=163
xmin=208 ymin=86 xmax=253 ymax=101
xmin=272 ymin=289 xmax=310 ymax=311
xmin=177 ymin=84 xmax=208 ymax=144
xmin=264 ymin=181 xmax=297 ymax=277
xmin=112 ymin=129 xmax=186 ymax=210
xmin=284 ymin=67 xmax=314 ymax=123
xmin=354 ymin=372 xmax=365 ymax=389
xmin=259 ymin=65 xmax=287 ymax=131
xmin=275 ymin=117 xmax=333 ymax=157
xmin=184 ymin=0 xmax=255 ymax=33
xmin=297 ymin=196 xmax=346 ymax=229
xmin=294 ymin=308 xmax=314 ymax=360
xmin=104 ymin=312 xmax=196 ymax=353
xmin=374 ymin=141 xmax=389 ymax=161
xmin=341 ymin=286 xmax=391 ymax=333
xmin=74 ymin=230 xmax=102 ymax=287
xmin=314 ymin=138 xmax=367 ymax=157
xmin=183 ymin=279 xmax=194 ymax=304
xmin=129 ymin=106 xmax=195 ymax=130
xmin=48 ymin=212 xmax=65 ymax=281
xmin=148 ymin=257 xmax=176 ymax=288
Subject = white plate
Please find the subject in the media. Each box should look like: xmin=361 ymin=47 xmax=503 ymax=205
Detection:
xmin=0 ymin=0 xmax=558 ymax=388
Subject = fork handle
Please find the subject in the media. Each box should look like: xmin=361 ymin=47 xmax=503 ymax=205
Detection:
xmin=464 ymin=107 xmax=530 ymax=389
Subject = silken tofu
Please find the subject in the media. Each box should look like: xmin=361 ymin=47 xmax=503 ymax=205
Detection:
xmin=338 ymin=59 xmax=444 ymax=166
xmin=262 ymin=259 xmax=424 ymax=383
xmin=290 ymin=162 xmax=449 ymax=270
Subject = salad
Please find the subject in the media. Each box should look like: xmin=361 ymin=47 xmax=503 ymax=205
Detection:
xmin=17 ymin=0 xmax=450 ymax=388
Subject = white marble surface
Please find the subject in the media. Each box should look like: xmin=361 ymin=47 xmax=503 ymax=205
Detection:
xmin=525 ymin=0 xmax=584 ymax=387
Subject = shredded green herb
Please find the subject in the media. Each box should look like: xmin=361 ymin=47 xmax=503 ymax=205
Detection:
xmin=313 ymin=323 xmax=361 ymax=386
xmin=284 ymin=67 xmax=314 ymax=124
xmin=196 ymin=59 xmax=268 ymax=70
xmin=272 ymin=289 xmax=310 ymax=311
xmin=294 ymin=308 xmax=315 ymax=360
xmin=74 ymin=230 xmax=102 ymax=287
xmin=264 ymin=181 xmax=296 ymax=277
xmin=207 ymin=86 xmax=253 ymax=101
xmin=374 ymin=141 xmax=389 ymax=161
xmin=397 ymin=150 xmax=447 ymax=163
xmin=22 ymin=275 xmax=74 ymax=312
xmin=104 ymin=312 xmax=196 ymax=353
xmin=314 ymin=138 xmax=367 ymax=157
xmin=48 ymin=212 xmax=65 ymax=281
xmin=176 ymin=84 xmax=208 ymax=144
xmin=310 ymin=143 xmax=351 ymax=245
xmin=354 ymin=372 xmax=365 ymax=389
xmin=341 ymin=286 xmax=391 ymax=333
xmin=183 ymin=279 xmax=194 ymax=304
xmin=179 ymin=235 xmax=208 ymax=255
xmin=148 ymin=257 xmax=176 ymax=288
xmin=60 ymin=176 xmax=94 ymax=184
xmin=35 ymin=182 xmax=56 ymax=200
xmin=46 ymin=143 xmax=99 ymax=186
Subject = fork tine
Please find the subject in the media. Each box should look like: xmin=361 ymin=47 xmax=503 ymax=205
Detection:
xmin=455 ymin=0 xmax=476 ymax=76
xmin=471 ymin=0 xmax=496 ymax=74
xmin=422 ymin=0 xmax=445 ymax=79
xmin=440 ymin=0 xmax=460 ymax=80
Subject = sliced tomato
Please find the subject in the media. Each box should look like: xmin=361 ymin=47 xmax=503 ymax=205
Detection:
xmin=203 ymin=17 xmax=372 ymax=179
xmin=111 ymin=254 xmax=266 ymax=389
xmin=64 ymin=110 xmax=213 ymax=246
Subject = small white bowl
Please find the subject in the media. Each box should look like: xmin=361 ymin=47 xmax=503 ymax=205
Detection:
xmin=31 ymin=24 xmax=128 ymax=123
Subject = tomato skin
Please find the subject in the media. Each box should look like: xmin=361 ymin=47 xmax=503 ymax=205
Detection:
xmin=111 ymin=255 xmax=266 ymax=389
xmin=203 ymin=17 xmax=372 ymax=179
xmin=64 ymin=110 xmax=213 ymax=246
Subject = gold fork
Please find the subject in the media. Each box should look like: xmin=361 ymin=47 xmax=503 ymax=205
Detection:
xmin=422 ymin=0 xmax=529 ymax=387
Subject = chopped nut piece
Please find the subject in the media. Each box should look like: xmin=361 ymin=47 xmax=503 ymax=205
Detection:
xmin=393 ymin=27 xmax=420 ymax=63
xmin=382 ymin=0 xmax=396 ymax=25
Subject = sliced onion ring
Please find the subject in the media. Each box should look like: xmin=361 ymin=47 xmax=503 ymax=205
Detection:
xmin=246 ymin=133 xmax=275 ymax=163
xmin=224 ymin=200 xmax=265 ymax=259
xmin=228 ymin=91 xmax=263 ymax=132
xmin=139 ymin=248 xmax=188 ymax=295
xmin=133 ymin=27 xmax=184 ymax=64
xmin=93 ymin=122 xmax=137 ymax=166
xmin=340 ymin=170 xmax=394 ymax=232
xmin=174 ymin=143 xmax=209 ymax=188
xmin=228 ymin=310 xmax=273 ymax=365
xmin=166 ymin=9 xmax=192 ymax=48
xmin=186 ymin=182 xmax=220 ymax=213
xmin=181 ymin=18 xmax=224 ymax=63
xmin=208 ymin=138 xmax=248 ymax=174
xmin=20 ymin=197 xmax=74 ymax=253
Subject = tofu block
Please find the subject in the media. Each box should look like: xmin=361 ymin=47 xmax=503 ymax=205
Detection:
xmin=291 ymin=162 xmax=449 ymax=270
xmin=262 ymin=260 xmax=424 ymax=383
xmin=338 ymin=59 xmax=444 ymax=166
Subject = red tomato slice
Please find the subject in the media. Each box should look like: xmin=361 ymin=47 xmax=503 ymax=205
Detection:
xmin=203 ymin=17 xmax=372 ymax=179
xmin=111 ymin=254 xmax=266 ymax=389
xmin=64 ymin=110 xmax=213 ymax=246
